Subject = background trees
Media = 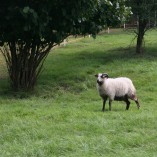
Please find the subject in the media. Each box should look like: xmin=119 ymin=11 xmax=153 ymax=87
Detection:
xmin=126 ymin=0 xmax=157 ymax=54
xmin=0 ymin=0 xmax=128 ymax=91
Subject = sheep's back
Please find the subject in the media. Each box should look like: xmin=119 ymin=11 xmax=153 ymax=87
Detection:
xmin=105 ymin=77 xmax=136 ymax=98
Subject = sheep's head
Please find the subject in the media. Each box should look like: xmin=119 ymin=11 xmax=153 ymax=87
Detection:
xmin=95 ymin=73 xmax=109 ymax=86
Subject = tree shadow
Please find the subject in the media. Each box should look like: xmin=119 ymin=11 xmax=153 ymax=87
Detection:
xmin=1 ymin=44 xmax=157 ymax=98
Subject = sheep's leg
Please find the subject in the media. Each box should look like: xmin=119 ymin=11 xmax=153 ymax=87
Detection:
xmin=131 ymin=94 xmax=140 ymax=109
xmin=109 ymin=100 xmax=112 ymax=111
xmin=125 ymin=99 xmax=130 ymax=110
xmin=135 ymin=99 xmax=140 ymax=109
xmin=102 ymin=97 xmax=107 ymax=112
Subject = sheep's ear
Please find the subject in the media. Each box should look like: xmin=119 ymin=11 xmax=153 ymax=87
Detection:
xmin=95 ymin=74 xmax=98 ymax=77
xmin=102 ymin=73 xmax=109 ymax=78
xmin=105 ymin=73 xmax=109 ymax=78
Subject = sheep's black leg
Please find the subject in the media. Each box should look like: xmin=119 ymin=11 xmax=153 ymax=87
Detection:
xmin=102 ymin=97 xmax=107 ymax=112
xmin=132 ymin=94 xmax=140 ymax=109
xmin=124 ymin=95 xmax=130 ymax=110
xmin=109 ymin=100 xmax=112 ymax=111
xmin=135 ymin=99 xmax=140 ymax=109
xmin=125 ymin=99 xmax=130 ymax=110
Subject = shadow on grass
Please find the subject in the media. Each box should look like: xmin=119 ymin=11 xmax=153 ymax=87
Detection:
xmin=0 ymin=45 xmax=157 ymax=98
xmin=39 ymin=45 xmax=157 ymax=93
xmin=77 ymin=46 xmax=157 ymax=63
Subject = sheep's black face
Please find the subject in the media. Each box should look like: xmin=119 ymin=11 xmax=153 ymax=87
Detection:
xmin=95 ymin=73 xmax=108 ymax=86
xmin=97 ymin=80 xmax=103 ymax=86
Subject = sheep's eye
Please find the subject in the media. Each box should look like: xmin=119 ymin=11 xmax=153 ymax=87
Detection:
xmin=101 ymin=75 xmax=104 ymax=78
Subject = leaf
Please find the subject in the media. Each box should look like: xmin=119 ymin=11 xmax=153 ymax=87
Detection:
xmin=62 ymin=9 xmax=66 ymax=16
xmin=23 ymin=6 xmax=30 ymax=14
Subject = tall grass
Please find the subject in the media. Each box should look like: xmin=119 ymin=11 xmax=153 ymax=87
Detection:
xmin=0 ymin=29 xmax=157 ymax=157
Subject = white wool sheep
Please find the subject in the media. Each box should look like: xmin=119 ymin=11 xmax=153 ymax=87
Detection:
xmin=95 ymin=73 xmax=140 ymax=111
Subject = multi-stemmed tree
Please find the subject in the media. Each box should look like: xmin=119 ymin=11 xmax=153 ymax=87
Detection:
xmin=0 ymin=0 xmax=128 ymax=91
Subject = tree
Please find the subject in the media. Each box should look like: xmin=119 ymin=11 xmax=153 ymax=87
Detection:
xmin=0 ymin=0 xmax=127 ymax=91
xmin=126 ymin=0 xmax=157 ymax=54
xmin=97 ymin=0 xmax=131 ymax=28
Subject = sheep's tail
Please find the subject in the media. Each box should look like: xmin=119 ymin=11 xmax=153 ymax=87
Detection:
xmin=129 ymin=81 xmax=137 ymax=101
xmin=131 ymin=94 xmax=138 ymax=101
xmin=131 ymin=93 xmax=140 ymax=109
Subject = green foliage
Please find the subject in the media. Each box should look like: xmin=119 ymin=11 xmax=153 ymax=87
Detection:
xmin=125 ymin=0 xmax=157 ymax=53
xmin=98 ymin=0 xmax=132 ymax=26
xmin=1 ymin=30 xmax=157 ymax=156
xmin=127 ymin=0 xmax=157 ymax=20
xmin=0 ymin=0 xmax=129 ymax=90
xmin=0 ymin=0 xmax=130 ymax=45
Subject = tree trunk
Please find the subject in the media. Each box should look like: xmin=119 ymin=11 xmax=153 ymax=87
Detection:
xmin=0 ymin=40 xmax=53 ymax=91
xmin=136 ymin=28 xmax=144 ymax=54
xmin=136 ymin=18 xmax=147 ymax=54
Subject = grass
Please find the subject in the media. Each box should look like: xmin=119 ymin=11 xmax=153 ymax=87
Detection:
xmin=1 ymin=29 xmax=157 ymax=156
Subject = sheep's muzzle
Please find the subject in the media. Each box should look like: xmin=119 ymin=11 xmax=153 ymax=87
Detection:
xmin=97 ymin=80 xmax=103 ymax=86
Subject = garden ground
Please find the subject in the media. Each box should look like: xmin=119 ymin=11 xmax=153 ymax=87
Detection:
xmin=0 ymin=29 xmax=157 ymax=157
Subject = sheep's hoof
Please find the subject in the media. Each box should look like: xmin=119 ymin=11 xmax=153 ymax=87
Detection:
xmin=137 ymin=105 xmax=140 ymax=109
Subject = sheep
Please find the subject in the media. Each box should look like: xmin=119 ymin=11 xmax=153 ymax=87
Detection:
xmin=95 ymin=73 xmax=140 ymax=111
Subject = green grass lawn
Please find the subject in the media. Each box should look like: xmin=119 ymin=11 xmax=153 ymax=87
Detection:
xmin=1 ymin=29 xmax=157 ymax=157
